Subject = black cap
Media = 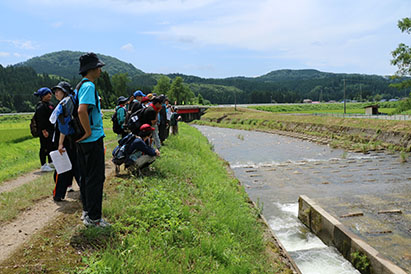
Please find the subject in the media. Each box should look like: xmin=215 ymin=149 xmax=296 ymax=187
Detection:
xmin=51 ymin=81 xmax=73 ymax=95
xmin=79 ymin=52 xmax=105 ymax=74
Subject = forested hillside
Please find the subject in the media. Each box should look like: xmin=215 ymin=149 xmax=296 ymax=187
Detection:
xmin=1 ymin=51 xmax=409 ymax=112
xmin=17 ymin=50 xmax=144 ymax=80
xmin=0 ymin=65 xmax=64 ymax=112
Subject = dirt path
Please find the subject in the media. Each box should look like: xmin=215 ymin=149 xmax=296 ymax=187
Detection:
xmin=0 ymin=161 xmax=115 ymax=264
xmin=0 ymin=171 xmax=48 ymax=195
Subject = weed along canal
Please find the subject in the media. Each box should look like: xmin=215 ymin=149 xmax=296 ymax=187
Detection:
xmin=194 ymin=125 xmax=411 ymax=274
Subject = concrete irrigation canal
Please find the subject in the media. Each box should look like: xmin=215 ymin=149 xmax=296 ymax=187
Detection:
xmin=194 ymin=125 xmax=410 ymax=274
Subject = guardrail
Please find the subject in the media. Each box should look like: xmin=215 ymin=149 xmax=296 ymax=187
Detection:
xmin=311 ymin=113 xmax=411 ymax=121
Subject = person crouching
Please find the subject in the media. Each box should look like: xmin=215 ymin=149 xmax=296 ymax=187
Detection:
xmin=125 ymin=124 xmax=160 ymax=176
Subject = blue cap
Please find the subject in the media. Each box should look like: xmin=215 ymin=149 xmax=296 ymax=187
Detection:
xmin=133 ymin=90 xmax=146 ymax=97
xmin=34 ymin=87 xmax=52 ymax=97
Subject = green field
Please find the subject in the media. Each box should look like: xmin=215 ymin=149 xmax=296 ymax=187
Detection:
xmin=0 ymin=112 xmax=116 ymax=183
xmin=249 ymin=102 xmax=399 ymax=114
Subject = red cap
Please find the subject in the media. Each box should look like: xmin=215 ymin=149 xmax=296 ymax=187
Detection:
xmin=141 ymin=96 xmax=150 ymax=103
xmin=140 ymin=124 xmax=155 ymax=132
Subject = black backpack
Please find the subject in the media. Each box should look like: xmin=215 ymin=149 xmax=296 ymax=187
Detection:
xmin=112 ymin=133 xmax=136 ymax=165
xmin=127 ymin=107 xmax=146 ymax=134
xmin=112 ymin=106 xmax=124 ymax=134
xmin=71 ymin=79 xmax=97 ymax=141
xmin=30 ymin=113 xmax=39 ymax=138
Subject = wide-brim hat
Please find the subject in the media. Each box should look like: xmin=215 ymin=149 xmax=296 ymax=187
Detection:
xmin=51 ymin=81 xmax=73 ymax=95
xmin=117 ymin=96 xmax=128 ymax=104
xmin=79 ymin=52 xmax=105 ymax=74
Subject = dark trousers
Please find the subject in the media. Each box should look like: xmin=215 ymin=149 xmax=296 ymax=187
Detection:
xmin=39 ymin=134 xmax=53 ymax=165
xmin=52 ymin=137 xmax=78 ymax=199
xmin=77 ymin=137 xmax=105 ymax=220
xmin=159 ymin=123 xmax=167 ymax=142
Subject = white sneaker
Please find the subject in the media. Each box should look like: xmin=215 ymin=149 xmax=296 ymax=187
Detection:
xmin=40 ymin=164 xmax=54 ymax=172
xmin=81 ymin=211 xmax=88 ymax=221
xmin=83 ymin=216 xmax=111 ymax=228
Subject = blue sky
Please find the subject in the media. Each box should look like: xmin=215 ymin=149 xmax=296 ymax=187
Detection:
xmin=0 ymin=0 xmax=410 ymax=78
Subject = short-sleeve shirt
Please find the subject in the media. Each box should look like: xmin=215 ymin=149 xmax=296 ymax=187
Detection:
xmin=77 ymin=78 xmax=105 ymax=143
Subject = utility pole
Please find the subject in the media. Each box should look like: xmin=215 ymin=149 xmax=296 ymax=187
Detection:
xmin=343 ymin=79 xmax=346 ymax=114
xmin=234 ymin=91 xmax=237 ymax=111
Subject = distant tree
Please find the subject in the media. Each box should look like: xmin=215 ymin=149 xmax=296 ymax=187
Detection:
xmin=168 ymin=77 xmax=195 ymax=104
xmin=153 ymin=76 xmax=171 ymax=95
xmin=391 ymin=17 xmax=411 ymax=113
xmin=391 ymin=17 xmax=411 ymax=89
xmin=95 ymin=71 xmax=115 ymax=108
xmin=111 ymin=73 xmax=130 ymax=98
xmin=197 ymin=93 xmax=204 ymax=105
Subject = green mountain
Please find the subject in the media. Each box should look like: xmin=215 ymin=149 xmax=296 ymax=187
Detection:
xmin=17 ymin=50 xmax=145 ymax=80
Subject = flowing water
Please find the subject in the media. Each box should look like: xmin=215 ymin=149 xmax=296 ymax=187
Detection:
xmin=194 ymin=125 xmax=411 ymax=274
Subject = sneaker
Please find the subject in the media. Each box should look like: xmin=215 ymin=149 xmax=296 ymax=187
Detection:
xmin=40 ymin=164 xmax=54 ymax=172
xmin=81 ymin=210 xmax=88 ymax=221
xmin=67 ymin=186 xmax=74 ymax=192
xmin=48 ymin=163 xmax=55 ymax=169
xmin=83 ymin=216 xmax=111 ymax=228
xmin=53 ymin=196 xmax=63 ymax=202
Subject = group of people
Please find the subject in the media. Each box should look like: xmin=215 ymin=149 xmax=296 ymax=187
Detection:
xmin=32 ymin=52 xmax=181 ymax=228
xmin=111 ymin=90 xmax=181 ymax=175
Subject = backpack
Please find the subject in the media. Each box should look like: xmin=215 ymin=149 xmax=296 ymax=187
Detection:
xmin=112 ymin=133 xmax=136 ymax=165
xmin=70 ymin=79 xmax=97 ymax=141
xmin=127 ymin=107 xmax=146 ymax=134
xmin=30 ymin=113 xmax=39 ymax=137
xmin=112 ymin=106 xmax=124 ymax=134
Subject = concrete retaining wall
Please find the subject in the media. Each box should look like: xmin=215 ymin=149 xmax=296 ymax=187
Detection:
xmin=298 ymin=195 xmax=407 ymax=274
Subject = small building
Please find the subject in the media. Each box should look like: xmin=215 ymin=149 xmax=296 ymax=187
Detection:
xmin=364 ymin=105 xmax=379 ymax=115
xmin=303 ymin=99 xmax=312 ymax=104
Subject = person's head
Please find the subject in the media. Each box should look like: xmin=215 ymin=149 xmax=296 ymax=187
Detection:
xmin=117 ymin=96 xmax=128 ymax=105
xmin=151 ymin=96 xmax=163 ymax=110
xmin=34 ymin=87 xmax=52 ymax=102
xmin=138 ymin=124 xmax=155 ymax=139
xmin=133 ymin=90 xmax=146 ymax=102
xmin=165 ymin=98 xmax=170 ymax=105
xmin=79 ymin=52 xmax=105 ymax=79
xmin=128 ymin=93 xmax=135 ymax=104
xmin=51 ymin=81 xmax=73 ymax=101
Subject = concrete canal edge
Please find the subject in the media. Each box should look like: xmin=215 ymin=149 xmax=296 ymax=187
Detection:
xmin=298 ymin=195 xmax=407 ymax=274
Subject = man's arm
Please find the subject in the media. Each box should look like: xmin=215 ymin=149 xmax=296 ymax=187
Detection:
xmin=77 ymin=104 xmax=92 ymax=142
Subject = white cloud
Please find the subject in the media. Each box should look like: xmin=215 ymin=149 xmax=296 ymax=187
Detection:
xmin=52 ymin=21 xmax=63 ymax=28
xmin=26 ymin=0 xmax=219 ymax=14
xmin=10 ymin=40 xmax=36 ymax=50
xmin=0 ymin=52 xmax=11 ymax=57
xmin=121 ymin=43 xmax=135 ymax=52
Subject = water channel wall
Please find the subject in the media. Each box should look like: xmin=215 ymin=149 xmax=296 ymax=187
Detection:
xmin=298 ymin=195 xmax=407 ymax=274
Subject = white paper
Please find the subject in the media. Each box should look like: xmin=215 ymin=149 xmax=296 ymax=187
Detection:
xmin=49 ymin=150 xmax=72 ymax=174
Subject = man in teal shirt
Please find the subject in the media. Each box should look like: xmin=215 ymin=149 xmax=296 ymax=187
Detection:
xmin=76 ymin=52 xmax=109 ymax=228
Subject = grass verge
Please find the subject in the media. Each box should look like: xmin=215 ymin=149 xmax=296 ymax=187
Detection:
xmin=195 ymin=107 xmax=411 ymax=152
xmin=0 ymin=123 xmax=292 ymax=273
